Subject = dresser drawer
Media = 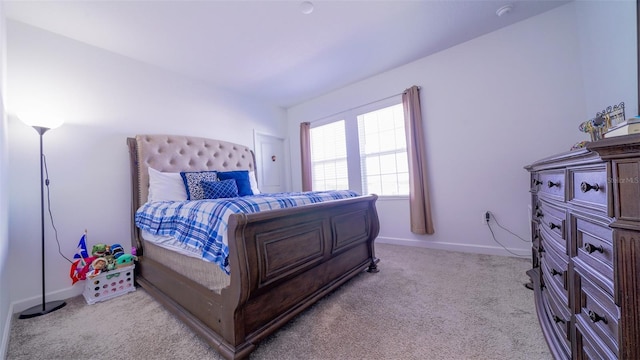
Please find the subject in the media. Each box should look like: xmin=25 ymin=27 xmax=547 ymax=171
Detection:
xmin=531 ymin=222 xmax=540 ymax=268
xmin=541 ymin=288 xmax=571 ymax=355
xmin=531 ymin=221 xmax=540 ymax=251
xmin=531 ymin=172 xmax=542 ymax=193
xmin=576 ymin=317 xmax=618 ymax=360
xmin=576 ymin=268 xmax=620 ymax=355
xmin=531 ymin=200 xmax=541 ymax=222
xmin=541 ymin=248 xmax=569 ymax=305
xmin=541 ymin=228 xmax=568 ymax=264
xmin=537 ymin=200 xmax=566 ymax=250
xmin=538 ymin=170 xmax=566 ymax=201
xmin=569 ymin=166 xmax=608 ymax=210
xmin=571 ymin=215 xmax=614 ymax=297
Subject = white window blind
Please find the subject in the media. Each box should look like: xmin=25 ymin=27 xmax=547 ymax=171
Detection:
xmin=310 ymin=120 xmax=349 ymax=191
xmin=357 ymin=104 xmax=409 ymax=196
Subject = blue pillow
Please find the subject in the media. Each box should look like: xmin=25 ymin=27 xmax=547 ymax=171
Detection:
xmin=217 ymin=171 xmax=253 ymax=196
xmin=180 ymin=171 xmax=218 ymax=200
xmin=201 ymin=179 xmax=239 ymax=199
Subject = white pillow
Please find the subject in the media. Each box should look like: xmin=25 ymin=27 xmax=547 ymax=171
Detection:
xmin=249 ymin=171 xmax=261 ymax=194
xmin=148 ymin=167 xmax=188 ymax=202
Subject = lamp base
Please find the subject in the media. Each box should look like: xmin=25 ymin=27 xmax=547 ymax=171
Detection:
xmin=18 ymin=300 xmax=66 ymax=319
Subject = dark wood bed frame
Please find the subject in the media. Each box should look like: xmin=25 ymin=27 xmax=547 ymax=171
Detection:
xmin=127 ymin=135 xmax=380 ymax=359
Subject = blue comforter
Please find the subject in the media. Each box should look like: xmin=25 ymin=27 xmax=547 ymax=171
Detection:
xmin=135 ymin=190 xmax=359 ymax=274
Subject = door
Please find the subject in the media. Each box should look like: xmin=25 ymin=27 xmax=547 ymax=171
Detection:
xmin=254 ymin=132 xmax=286 ymax=193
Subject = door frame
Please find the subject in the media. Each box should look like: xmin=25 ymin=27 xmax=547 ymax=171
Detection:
xmin=253 ymin=130 xmax=290 ymax=192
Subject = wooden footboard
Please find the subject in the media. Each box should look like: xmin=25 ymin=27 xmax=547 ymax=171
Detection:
xmin=224 ymin=194 xmax=379 ymax=355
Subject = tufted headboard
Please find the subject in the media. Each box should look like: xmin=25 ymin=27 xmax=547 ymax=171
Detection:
xmin=127 ymin=134 xmax=256 ymax=249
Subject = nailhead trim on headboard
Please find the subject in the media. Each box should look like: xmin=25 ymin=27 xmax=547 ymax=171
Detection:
xmin=136 ymin=134 xmax=256 ymax=205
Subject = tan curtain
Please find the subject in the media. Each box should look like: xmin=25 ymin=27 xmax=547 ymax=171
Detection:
xmin=402 ymin=86 xmax=434 ymax=234
xmin=300 ymin=122 xmax=312 ymax=191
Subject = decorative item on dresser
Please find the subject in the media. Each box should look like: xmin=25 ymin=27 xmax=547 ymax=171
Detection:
xmin=525 ymin=134 xmax=640 ymax=359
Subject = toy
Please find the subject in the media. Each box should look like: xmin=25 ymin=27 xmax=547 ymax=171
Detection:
xmin=116 ymin=254 xmax=138 ymax=268
xmin=91 ymin=243 xmax=109 ymax=257
xmin=110 ymin=243 xmax=124 ymax=259
xmin=105 ymin=255 xmax=117 ymax=271
xmin=87 ymin=257 xmax=108 ymax=278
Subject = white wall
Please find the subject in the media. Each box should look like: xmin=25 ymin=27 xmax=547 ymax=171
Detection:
xmin=287 ymin=2 xmax=637 ymax=257
xmin=0 ymin=2 xmax=10 ymax=357
xmin=6 ymin=20 xmax=287 ymax=311
xmin=576 ymin=0 xmax=637 ymax=117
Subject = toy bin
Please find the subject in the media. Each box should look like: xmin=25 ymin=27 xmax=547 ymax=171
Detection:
xmin=83 ymin=265 xmax=135 ymax=304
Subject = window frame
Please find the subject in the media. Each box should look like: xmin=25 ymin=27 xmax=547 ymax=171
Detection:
xmin=308 ymin=119 xmax=349 ymax=191
xmin=308 ymin=95 xmax=408 ymax=198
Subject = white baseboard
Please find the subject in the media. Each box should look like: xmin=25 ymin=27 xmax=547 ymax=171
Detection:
xmin=376 ymin=236 xmax=531 ymax=258
xmin=11 ymin=286 xmax=82 ymax=314
xmin=1 ymin=301 xmax=13 ymax=360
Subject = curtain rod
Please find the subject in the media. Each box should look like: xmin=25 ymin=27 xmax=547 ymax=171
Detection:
xmin=306 ymin=86 xmax=420 ymax=124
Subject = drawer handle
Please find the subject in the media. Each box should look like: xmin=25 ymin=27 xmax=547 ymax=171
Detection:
xmin=580 ymin=181 xmax=600 ymax=193
xmin=547 ymin=180 xmax=561 ymax=188
xmin=588 ymin=310 xmax=608 ymax=324
xmin=532 ymin=179 xmax=542 ymax=186
xmin=584 ymin=243 xmax=604 ymax=254
xmin=549 ymin=222 xmax=561 ymax=230
xmin=551 ymin=268 xmax=562 ymax=276
xmin=552 ymin=315 xmax=566 ymax=324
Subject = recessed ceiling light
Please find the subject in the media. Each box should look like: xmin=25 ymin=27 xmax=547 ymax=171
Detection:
xmin=496 ymin=4 xmax=513 ymax=17
xmin=300 ymin=1 xmax=314 ymax=15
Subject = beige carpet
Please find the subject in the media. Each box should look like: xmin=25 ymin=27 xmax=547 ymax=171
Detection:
xmin=7 ymin=243 xmax=551 ymax=360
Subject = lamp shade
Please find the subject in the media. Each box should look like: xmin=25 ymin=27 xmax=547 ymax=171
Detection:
xmin=17 ymin=111 xmax=64 ymax=129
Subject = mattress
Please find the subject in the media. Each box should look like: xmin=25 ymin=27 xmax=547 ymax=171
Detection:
xmin=141 ymin=231 xmax=230 ymax=293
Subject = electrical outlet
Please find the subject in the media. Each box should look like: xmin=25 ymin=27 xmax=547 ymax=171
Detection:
xmin=485 ymin=211 xmax=490 ymax=224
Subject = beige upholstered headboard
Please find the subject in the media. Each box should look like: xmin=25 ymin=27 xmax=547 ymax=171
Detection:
xmin=131 ymin=134 xmax=256 ymax=205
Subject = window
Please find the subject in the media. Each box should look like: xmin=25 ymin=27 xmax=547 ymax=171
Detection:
xmin=310 ymin=120 xmax=349 ymax=191
xmin=358 ymin=104 xmax=409 ymax=196
xmin=308 ymin=97 xmax=408 ymax=196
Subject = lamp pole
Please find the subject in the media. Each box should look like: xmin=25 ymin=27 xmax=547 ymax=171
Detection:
xmin=19 ymin=126 xmax=66 ymax=319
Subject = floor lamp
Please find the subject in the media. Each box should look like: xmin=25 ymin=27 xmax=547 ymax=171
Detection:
xmin=18 ymin=118 xmax=66 ymax=319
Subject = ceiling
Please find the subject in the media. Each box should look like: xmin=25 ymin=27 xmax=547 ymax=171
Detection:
xmin=5 ymin=0 xmax=570 ymax=108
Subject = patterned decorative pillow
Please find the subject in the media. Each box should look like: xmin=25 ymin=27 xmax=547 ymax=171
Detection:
xmin=180 ymin=171 xmax=218 ymax=200
xmin=201 ymin=179 xmax=239 ymax=199
xmin=217 ymin=170 xmax=253 ymax=196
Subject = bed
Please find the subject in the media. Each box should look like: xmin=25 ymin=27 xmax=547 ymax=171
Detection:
xmin=127 ymin=134 xmax=380 ymax=360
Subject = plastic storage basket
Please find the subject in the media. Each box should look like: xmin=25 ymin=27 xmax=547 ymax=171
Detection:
xmin=83 ymin=264 xmax=135 ymax=304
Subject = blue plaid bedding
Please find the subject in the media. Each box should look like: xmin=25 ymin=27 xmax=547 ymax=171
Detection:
xmin=135 ymin=190 xmax=359 ymax=274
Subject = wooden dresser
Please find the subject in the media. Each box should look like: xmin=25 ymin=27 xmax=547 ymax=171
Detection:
xmin=525 ymin=135 xmax=640 ymax=360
